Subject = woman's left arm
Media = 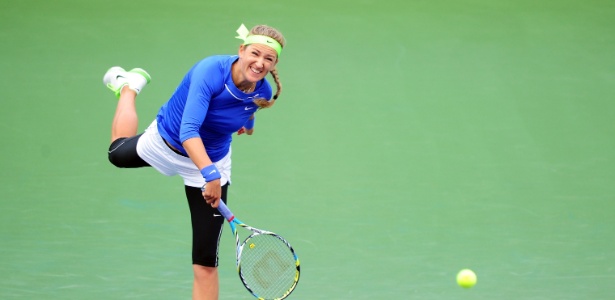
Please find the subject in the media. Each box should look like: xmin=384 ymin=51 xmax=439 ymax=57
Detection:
xmin=237 ymin=114 xmax=255 ymax=135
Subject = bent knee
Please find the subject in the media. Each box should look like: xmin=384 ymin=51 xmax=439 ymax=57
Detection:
xmin=108 ymin=151 xmax=128 ymax=168
xmin=107 ymin=135 xmax=149 ymax=168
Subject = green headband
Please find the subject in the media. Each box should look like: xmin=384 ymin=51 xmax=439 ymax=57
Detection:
xmin=236 ymin=23 xmax=282 ymax=56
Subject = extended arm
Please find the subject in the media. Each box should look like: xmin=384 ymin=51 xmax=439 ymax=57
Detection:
xmin=180 ymin=59 xmax=224 ymax=207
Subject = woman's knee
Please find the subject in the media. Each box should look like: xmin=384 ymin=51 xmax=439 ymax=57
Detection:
xmin=107 ymin=135 xmax=149 ymax=168
xmin=193 ymin=265 xmax=218 ymax=280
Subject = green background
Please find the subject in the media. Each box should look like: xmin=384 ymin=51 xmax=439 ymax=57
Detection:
xmin=1 ymin=0 xmax=614 ymax=299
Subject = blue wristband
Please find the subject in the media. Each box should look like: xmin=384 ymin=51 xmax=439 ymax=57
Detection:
xmin=244 ymin=117 xmax=255 ymax=130
xmin=200 ymin=164 xmax=221 ymax=182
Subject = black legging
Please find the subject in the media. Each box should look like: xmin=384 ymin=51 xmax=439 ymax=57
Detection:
xmin=108 ymin=134 xmax=149 ymax=168
xmin=185 ymin=184 xmax=228 ymax=267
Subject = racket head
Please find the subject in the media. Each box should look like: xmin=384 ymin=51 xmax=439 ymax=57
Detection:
xmin=238 ymin=232 xmax=300 ymax=300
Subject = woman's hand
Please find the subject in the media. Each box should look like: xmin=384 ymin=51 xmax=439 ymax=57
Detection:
xmin=237 ymin=127 xmax=254 ymax=135
xmin=237 ymin=115 xmax=255 ymax=135
xmin=202 ymin=179 xmax=222 ymax=207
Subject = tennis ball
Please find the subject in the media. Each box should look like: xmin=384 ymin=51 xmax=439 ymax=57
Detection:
xmin=456 ymin=269 xmax=477 ymax=288
xmin=249 ymin=243 xmax=255 ymax=249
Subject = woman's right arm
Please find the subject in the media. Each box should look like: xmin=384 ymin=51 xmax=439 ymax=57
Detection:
xmin=180 ymin=58 xmax=225 ymax=207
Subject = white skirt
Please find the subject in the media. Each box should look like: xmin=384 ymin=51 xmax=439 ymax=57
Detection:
xmin=136 ymin=120 xmax=231 ymax=187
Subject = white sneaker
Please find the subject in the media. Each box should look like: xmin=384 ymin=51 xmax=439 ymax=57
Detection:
xmin=103 ymin=66 xmax=151 ymax=98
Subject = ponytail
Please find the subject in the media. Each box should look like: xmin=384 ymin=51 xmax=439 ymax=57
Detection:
xmin=253 ymin=68 xmax=282 ymax=109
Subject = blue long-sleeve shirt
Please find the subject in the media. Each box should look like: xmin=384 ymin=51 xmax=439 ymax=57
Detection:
xmin=156 ymin=55 xmax=273 ymax=161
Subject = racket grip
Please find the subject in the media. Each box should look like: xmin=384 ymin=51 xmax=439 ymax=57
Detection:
xmin=217 ymin=200 xmax=234 ymax=221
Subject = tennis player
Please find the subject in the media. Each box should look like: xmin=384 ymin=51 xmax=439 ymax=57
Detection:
xmin=102 ymin=23 xmax=286 ymax=300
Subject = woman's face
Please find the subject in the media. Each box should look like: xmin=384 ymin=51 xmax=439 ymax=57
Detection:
xmin=238 ymin=43 xmax=278 ymax=83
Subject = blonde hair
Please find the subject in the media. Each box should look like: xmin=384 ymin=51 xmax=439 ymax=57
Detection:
xmin=247 ymin=25 xmax=286 ymax=109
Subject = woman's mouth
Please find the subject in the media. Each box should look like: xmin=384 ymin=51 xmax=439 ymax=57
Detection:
xmin=250 ymin=66 xmax=262 ymax=74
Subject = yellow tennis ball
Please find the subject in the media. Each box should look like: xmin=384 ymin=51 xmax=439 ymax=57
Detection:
xmin=249 ymin=243 xmax=255 ymax=249
xmin=456 ymin=269 xmax=477 ymax=288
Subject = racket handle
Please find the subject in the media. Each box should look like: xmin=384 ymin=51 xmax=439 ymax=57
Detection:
xmin=217 ymin=200 xmax=234 ymax=221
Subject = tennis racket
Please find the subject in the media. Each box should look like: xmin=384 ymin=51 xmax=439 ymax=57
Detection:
xmin=217 ymin=200 xmax=300 ymax=299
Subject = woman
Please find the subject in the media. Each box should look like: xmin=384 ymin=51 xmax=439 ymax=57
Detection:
xmin=102 ymin=23 xmax=286 ymax=300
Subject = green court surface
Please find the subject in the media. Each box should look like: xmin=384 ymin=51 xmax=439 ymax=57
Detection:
xmin=1 ymin=0 xmax=614 ymax=299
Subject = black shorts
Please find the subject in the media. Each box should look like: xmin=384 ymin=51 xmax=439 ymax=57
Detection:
xmin=108 ymin=136 xmax=226 ymax=267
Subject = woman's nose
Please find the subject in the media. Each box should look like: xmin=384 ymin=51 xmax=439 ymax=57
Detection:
xmin=254 ymin=57 xmax=265 ymax=67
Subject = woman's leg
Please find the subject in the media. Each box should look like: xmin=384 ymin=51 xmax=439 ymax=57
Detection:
xmin=103 ymin=67 xmax=152 ymax=168
xmin=111 ymin=87 xmax=139 ymax=142
xmin=192 ymin=265 xmax=219 ymax=300
xmin=102 ymin=66 xmax=151 ymax=142
xmin=185 ymin=184 xmax=229 ymax=300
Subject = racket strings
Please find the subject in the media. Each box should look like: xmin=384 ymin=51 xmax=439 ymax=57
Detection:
xmin=239 ymin=234 xmax=299 ymax=299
